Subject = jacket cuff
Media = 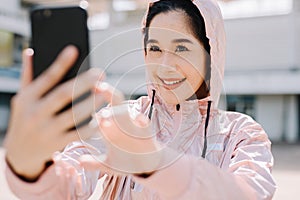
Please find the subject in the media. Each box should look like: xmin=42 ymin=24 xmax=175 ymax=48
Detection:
xmin=5 ymin=161 xmax=59 ymax=198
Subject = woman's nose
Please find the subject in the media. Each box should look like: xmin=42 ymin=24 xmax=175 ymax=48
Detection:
xmin=159 ymin=51 xmax=177 ymax=71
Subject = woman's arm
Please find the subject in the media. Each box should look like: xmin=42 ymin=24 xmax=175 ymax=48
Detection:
xmin=134 ymin=126 xmax=276 ymax=200
xmin=5 ymin=142 xmax=102 ymax=199
xmin=4 ymin=47 xmax=106 ymax=199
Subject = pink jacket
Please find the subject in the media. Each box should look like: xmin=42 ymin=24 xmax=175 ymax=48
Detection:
xmin=5 ymin=97 xmax=277 ymax=199
xmin=6 ymin=0 xmax=276 ymax=199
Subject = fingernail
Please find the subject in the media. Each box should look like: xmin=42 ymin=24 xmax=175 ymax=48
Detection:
xmin=96 ymin=82 xmax=109 ymax=91
xmin=64 ymin=45 xmax=78 ymax=55
xmin=100 ymin=108 xmax=112 ymax=119
xmin=25 ymin=48 xmax=34 ymax=56
xmin=89 ymin=118 xmax=99 ymax=129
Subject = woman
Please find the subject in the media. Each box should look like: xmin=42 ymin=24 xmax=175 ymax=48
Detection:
xmin=4 ymin=0 xmax=276 ymax=199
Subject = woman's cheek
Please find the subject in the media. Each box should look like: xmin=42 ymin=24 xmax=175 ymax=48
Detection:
xmin=146 ymin=66 xmax=157 ymax=82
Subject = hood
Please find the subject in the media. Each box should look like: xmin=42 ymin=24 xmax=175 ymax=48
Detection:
xmin=143 ymin=0 xmax=226 ymax=109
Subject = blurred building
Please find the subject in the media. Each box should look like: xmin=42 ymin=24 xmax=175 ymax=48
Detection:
xmin=0 ymin=0 xmax=299 ymax=143
xmin=220 ymin=0 xmax=300 ymax=143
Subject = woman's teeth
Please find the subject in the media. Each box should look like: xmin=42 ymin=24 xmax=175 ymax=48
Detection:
xmin=163 ymin=79 xmax=185 ymax=85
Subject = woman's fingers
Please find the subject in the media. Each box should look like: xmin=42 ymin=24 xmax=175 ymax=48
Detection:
xmin=49 ymin=122 xmax=99 ymax=152
xmin=96 ymin=108 xmax=155 ymax=158
xmin=95 ymin=82 xmax=124 ymax=106
xmin=21 ymin=48 xmax=34 ymax=89
xmin=99 ymin=106 xmax=152 ymax=140
xmin=53 ymin=93 xmax=106 ymax=131
xmin=40 ymin=68 xmax=104 ymax=116
xmin=79 ymin=154 xmax=128 ymax=177
xmin=29 ymin=45 xmax=79 ymax=98
xmin=67 ymin=121 xmax=101 ymax=142
xmin=79 ymin=154 xmax=123 ymax=176
xmin=133 ymin=113 xmax=151 ymax=129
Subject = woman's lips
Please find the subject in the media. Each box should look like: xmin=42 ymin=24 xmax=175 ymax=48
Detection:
xmin=159 ymin=77 xmax=186 ymax=90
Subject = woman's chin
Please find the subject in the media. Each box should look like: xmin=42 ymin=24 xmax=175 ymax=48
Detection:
xmin=155 ymin=85 xmax=195 ymax=105
xmin=158 ymin=91 xmax=187 ymax=105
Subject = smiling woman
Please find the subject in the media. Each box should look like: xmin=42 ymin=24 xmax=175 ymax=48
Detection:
xmin=143 ymin=0 xmax=212 ymax=105
xmin=145 ymin=11 xmax=209 ymax=104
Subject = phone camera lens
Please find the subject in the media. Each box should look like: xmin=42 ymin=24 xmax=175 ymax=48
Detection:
xmin=44 ymin=10 xmax=52 ymax=18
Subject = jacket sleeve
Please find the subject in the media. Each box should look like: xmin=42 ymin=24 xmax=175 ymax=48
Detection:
xmin=134 ymin=121 xmax=277 ymax=200
xmin=5 ymin=142 xmax=102 ymax=200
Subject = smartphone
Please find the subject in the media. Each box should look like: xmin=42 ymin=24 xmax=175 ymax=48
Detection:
xmin=30 ymin=6 xmax=91 ymax=127
xmin=30 ymin=6 xmax=90 ymax=83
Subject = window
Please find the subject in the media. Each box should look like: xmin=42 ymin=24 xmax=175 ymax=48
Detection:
xmin=218 ymin=0 xmax=293 ymax=19
xmin=227 ymin=95 xmax=256 ymax=119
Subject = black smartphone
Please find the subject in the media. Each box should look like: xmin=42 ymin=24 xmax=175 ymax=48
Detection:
xmin=30 ymin=6 xmax=91 ymax=127
xmin=30 ymin=6 xmax=90 ymax=83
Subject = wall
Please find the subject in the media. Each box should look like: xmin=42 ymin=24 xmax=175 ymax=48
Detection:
xmin=90 ymin=24 xmax=146 ymax=95
xmin=0 ymin=0 xmax=29 ymax=36
xmin=225 ymin=15 xmax=295 ymax=71
xmin=255 ymin=95 xmax=298 ymax=142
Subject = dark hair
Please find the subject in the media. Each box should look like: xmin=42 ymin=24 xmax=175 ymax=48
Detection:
xmin=143 ymin=0 xmax=211 ymax=99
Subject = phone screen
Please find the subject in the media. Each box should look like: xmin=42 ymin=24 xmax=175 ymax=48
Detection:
xmin=31 ymin=6 xmax=90 ymax=82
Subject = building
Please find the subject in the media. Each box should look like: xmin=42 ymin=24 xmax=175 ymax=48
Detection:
xmin=0 ymin=0 xmax=299 ymax=143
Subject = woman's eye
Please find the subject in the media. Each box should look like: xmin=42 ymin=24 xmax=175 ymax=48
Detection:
xmin=175 ymin=45 xmax=189 ymax=52
xmin=149 ymin=45 xmax=161 ymax=52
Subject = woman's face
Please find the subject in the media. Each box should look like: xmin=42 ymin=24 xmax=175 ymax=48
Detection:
xmin=145 ymin=11 xmax=207 ymax=105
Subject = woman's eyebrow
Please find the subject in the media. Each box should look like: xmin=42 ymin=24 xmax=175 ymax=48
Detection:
xmin=172 ymin=38 xmax=194 ymax=44
xmin=146 ymin=39 xmax=159 ymax=44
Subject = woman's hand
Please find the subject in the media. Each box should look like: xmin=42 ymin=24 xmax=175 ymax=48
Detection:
xmin=4 ymin=46 xmax=104 ymax=181
xmin=80 ymin=83 xmax=162 ymax=175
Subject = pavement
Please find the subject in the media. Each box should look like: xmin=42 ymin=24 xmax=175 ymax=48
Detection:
xmin=0 ymin=133 xmax=299 ymax=199
xmin=270 ymin=143 xmax=300 ymax=199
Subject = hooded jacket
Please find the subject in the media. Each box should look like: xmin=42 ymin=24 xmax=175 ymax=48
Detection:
xmin=5 ymin=0 xmax=276 ymax=199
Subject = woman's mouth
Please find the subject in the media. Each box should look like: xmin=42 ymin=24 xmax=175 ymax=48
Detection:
xmin=159 ymin=78 xmax=186 ymax=90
